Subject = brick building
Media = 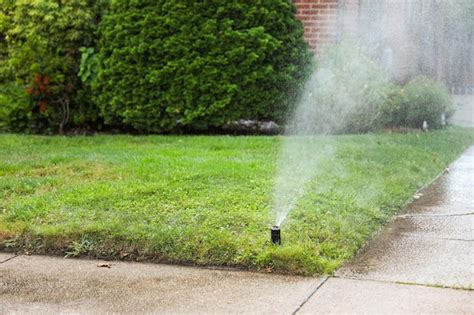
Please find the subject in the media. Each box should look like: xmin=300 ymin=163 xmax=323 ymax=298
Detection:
xmin=293 ymin=0 xmax=473 ymax=93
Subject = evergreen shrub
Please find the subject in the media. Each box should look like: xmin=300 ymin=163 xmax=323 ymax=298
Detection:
xmin=95 ymin=0 xmax=312 ymax=133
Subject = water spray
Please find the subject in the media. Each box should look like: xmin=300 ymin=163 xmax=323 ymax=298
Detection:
xmin=271 ymin=226 xmax=281 ymax=245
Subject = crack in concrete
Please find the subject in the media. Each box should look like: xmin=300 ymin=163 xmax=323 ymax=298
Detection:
xmin=334 ymin=276 xmax=474 ymax=292
xmin=0 ymin=254 xmax=19 ymax=264
xmin=293 ymin=277 xmax=329 ymax=315
xmin=400 ymin=234 xmax=474 ymax=242
xmin=435 ymin=237 xmax=473 ymax=242
xmin=398 ymin=212 xmax=474 ymax=218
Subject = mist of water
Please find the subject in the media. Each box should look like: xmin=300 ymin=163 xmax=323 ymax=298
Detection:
xmin=272 ymin=0 xmax=473 ymax=227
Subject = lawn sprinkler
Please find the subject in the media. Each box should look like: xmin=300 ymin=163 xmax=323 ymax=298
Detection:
xmin=441 ymin=113 xmax=446 ymax=126
xmin=271 ymin=226 xmax=281 ymax=245
xmin=422 ymin=121 xmax=428 ymax=132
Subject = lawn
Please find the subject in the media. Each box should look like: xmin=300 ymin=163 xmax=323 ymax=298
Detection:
xmin=1 ymin=128 xmax=473 ymax=275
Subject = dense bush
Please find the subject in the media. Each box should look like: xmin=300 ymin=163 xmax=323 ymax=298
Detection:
xmin=0 ymin=0 xmax=107 ymax=134
xmin=95 ymin=0 xmax=312 ymax=133
xmin=383 ymin=77 xmax=455 ymax=129
xmin=291 ymin=43 xmax=393 ymax=134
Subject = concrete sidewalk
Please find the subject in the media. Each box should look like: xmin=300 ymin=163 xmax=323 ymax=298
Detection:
xmin=1 ymin=147 xmax=473 ymax=314
xmin=325 ymin=146 xmax=474 ymax=313
xmin=0 ymin=253 xmax=324 ymax=314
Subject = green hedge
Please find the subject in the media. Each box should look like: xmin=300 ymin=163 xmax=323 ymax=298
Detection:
xmin=94 ymin=0 xmax=312 ymax=133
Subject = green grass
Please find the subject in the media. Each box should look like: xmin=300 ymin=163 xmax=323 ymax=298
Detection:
xmin=1 ymin=128 xmax=473 ymax=275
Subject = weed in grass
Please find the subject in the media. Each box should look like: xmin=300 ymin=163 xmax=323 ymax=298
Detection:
xmin=65 ymin=237 xmax=96 ymax=258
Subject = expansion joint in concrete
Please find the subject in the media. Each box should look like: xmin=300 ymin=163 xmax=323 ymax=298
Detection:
xmin=0 ymin=254 xmax=19 ymax=264
xmin=292 ymin=277 xmax=329 ymax=315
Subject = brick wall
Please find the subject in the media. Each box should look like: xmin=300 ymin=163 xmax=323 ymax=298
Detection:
xmin=293 ymin=0 xmax=339 ymax=53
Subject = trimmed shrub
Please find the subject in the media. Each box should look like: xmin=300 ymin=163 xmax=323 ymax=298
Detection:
xmin=383 ymin=77 xmax=454 ymax=129
xmin=95 ymin=0 xmax=312 ymax=133
xmin=0 ymin=0 xmax=107 ymax=134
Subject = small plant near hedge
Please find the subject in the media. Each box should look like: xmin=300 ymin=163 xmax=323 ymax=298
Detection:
xmin=382 ymin=77 xmax=455 ymax=129
xmin=94 ymin=0 xmax=312 ymax=133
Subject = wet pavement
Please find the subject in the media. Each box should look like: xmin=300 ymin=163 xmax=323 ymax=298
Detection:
xmin=1 ymin=147 xmax=473 ymax=313
xmin=298 ymin=278 xmax=474 ymax=314
xmin=0 ymin=253 xmax=324 ymax=314
xmin=337 ymin=146 xmax=474 ymax=289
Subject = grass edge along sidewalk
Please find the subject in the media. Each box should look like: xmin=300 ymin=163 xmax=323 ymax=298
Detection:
xmin=1 ymin=128 xmax=473 ymax=275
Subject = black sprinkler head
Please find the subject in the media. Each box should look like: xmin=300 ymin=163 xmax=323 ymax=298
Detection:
xmin=271 ymin=226 xmax=281 ymax=245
